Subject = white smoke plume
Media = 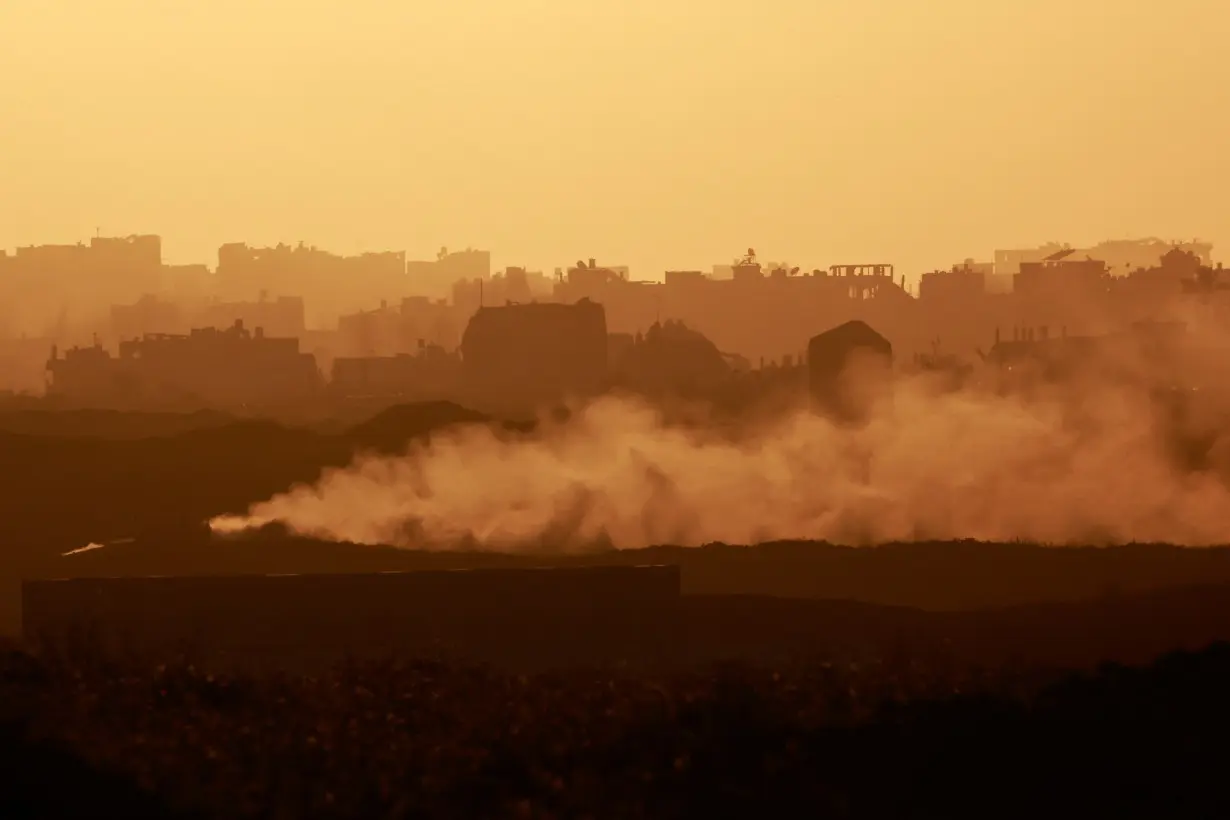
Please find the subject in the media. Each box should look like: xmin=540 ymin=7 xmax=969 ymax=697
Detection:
xmin=211 ymin=338 xmax=1230 ymax=550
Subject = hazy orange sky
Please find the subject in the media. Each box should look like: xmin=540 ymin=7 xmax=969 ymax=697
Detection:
xmin=2 ymin=0 xmax=1226 ymax=282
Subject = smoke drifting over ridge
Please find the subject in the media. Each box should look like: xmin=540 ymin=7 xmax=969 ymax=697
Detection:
xmin=211 ymin=319 xmax=1230 ymax=550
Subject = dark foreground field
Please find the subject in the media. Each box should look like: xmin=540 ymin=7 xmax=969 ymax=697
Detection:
xmin=3 ymin=641 xmax=1229 ymax=819
xmin=16 ymin=540 xmax=1230 ymax=819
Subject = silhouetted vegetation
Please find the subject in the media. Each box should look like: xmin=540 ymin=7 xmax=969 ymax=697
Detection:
xmin=4 ymin=642 xmax=1229 ymax=819
xmin=0 ymin=402 xmax=502 ymax=552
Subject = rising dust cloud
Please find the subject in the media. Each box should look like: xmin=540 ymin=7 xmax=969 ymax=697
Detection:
xmin=211 ymin=328 xmax=1230 ymax=550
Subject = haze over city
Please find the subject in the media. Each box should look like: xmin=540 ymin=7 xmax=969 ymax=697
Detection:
xmin=6 ymin=3 xmax=1230 ymax=817
xmin=3 ymin=0 xmax=1227 ymax=281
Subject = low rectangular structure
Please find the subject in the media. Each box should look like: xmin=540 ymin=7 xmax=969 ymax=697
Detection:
xmin=22 ymin=565 xmax=681 ymax=673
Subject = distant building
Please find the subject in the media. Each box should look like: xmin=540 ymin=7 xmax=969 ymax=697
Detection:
xmin=452 ymin=266 xmax=550 ymax=317
xmin=160 ymin=264 xmax=213 ymax=299
xmin=1124 ymin=247 xmax=1207 ymax=295
xmin=109 ymin=293 xmax=306 ymax=344
xmin=919 ymin=261 xmax=988 ymax=302
xmin=435 ymin=247 xmax=491 ymax=281
xmin=46 ymin=320 xmax=320 ymax=409
xmin=664 ymin=270 xmax=707 ymax=286
xmin=337 ymin=301 xmax=406 ymax=358
xmin=407 ymin=247 xmax=492 ymax=299
xmin=1087 ymin=238 xmax=1213 ymax=276
xmin=807 ymin=320 xmax=893 ymax=425
xmin=995 ymin=239 xmax=1213 ymax=277
xmin=611 ymin=320 xmax=738 ymax=398
xmin=995 ymin=242 xmax=1075 ymax=277
xmin=540 ymin=249 xmax=916 ymax=367
xmin=111 ymin=295 xmax=186 ymax=341
xmin=89 ymin=234 xmax=162 ymax=274
xmin=336 ymin=297 xmax=460 ymax=358
xmin=11 ymin=234 xmax=161 ymax=279
xmin=460 ymin=298 xmax=608 ymax=413
xmin=216 ymin=242 xmax=407 ymax=318
xmin=0 ymin=235 xmax=166 ymax=336
xmin=398 ymin=296 xmax=463 ymax=351
xmin=1014 ymin=249 xmax=1109 ymax=300
xmin=823 ymin=264 xmax=908 ymax=301
xmin=330 ymin=345 xmax=461 ymax=400
xmin=196 ymin=295 xmax=306 ymax=340
xmin=986 ymin=321 xmax=1188 ymax=386
xmin=554 ymin=258 xmax=630 ymax=301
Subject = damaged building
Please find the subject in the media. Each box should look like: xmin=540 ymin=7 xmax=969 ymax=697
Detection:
xmin=46 ymin=319 xmax=321 ymax=410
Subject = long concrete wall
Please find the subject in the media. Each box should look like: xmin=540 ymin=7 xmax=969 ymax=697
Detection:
xmin=22 ymin=565 xmax=681 ymax=673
